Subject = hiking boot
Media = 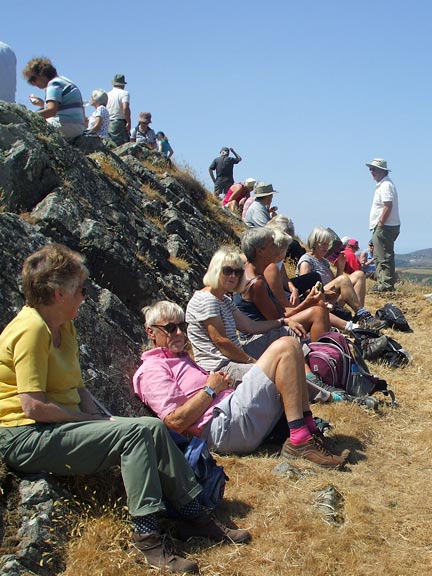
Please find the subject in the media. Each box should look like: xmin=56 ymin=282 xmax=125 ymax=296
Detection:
xmin=361 ymin=335 xmax=389 ymax=360
xmin=281 ymin=437 xmax=348 ymax=469
xmin=356 ymin=313 xmax=387 ymax=332
xmin=133 ymin=532 xmax=199 ymax=573
xmin=177 ymin=510 xmax=251 ymax=544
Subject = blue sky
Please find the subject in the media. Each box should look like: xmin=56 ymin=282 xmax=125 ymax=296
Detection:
xmin=3 ymin=0 xmax=431 ymax=253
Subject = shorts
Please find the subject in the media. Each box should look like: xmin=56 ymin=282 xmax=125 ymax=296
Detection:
xmin=204 ymin=364 xmax=283 ymax=454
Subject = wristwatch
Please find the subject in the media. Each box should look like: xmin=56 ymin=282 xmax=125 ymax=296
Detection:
xmin=203 ymin=386 xmax=216 ymax=399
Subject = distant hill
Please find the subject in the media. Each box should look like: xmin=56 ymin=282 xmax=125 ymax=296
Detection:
xmin=396 ymin=248 xmax=432 ymax=268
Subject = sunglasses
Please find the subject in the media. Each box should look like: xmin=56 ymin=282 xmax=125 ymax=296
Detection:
xmin=221 ymin=266 xmax=243 ymax=277
xmin=369 ymin=167 xmax=379 ymax=173
xmin=152 ymin=321 xmax=188 ymax=335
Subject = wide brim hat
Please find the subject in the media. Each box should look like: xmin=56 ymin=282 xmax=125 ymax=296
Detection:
xmin=113 ymin=74 xmax=127 ymax=86
xmin=244 ymin=178 xmax=257 ymax=188
xmin=254 ymin=182 xmax=278 ymax=197
xmin=366 ymin=158 xmax=390 ymax=172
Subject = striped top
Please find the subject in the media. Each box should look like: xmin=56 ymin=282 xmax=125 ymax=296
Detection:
xmin=185 ymin=290 xmax=241 ymax=372
xmin=45 ymin=76 xmax=84 ymax=126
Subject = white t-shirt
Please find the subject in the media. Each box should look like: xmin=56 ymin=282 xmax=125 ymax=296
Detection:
xmin=106 ymin=87 xmax=130 ymax=120
xmin=369 ymin=176 xmax=400 ymax=229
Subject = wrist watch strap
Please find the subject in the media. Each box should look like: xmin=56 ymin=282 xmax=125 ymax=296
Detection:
xmin=203 ymin=385 xmax=216 ymax=399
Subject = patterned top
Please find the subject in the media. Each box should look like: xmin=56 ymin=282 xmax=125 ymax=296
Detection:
xmin=87 ymin=105 xmax=110 ymax=136
xmin=45 ymin=76 xmax=85 ymax=126
xmin=296 ymin=253 xmax=333 ymax=285
xmin=186 ymin=290 xmax=241 ymax=372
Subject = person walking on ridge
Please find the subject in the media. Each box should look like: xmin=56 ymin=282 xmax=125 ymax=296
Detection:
xmin=209 ymin=147 xmax=242 ymax=198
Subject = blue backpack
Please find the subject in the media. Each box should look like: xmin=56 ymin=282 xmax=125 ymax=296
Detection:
xmin=169 ymin=431 xmax=228 ymax=512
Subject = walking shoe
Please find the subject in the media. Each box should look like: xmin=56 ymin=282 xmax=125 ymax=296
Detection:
xmin=281 ymin=437 xmax=348 ymax=469
xmin=361 ymin=334 xmax=389 ymax=360
xmin=356 ymin=313 xmax=387 ymax=332
xmin=370 ymin=284 xmax=394 ymax=293
xmin=133 ymin=532 xmax=199 ymax=573
xmin=177 ymin=510 xmax=251 ymax=544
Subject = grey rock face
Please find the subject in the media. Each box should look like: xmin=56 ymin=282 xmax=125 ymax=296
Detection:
xmin=0 ymin=101 xmax=244 ymax=572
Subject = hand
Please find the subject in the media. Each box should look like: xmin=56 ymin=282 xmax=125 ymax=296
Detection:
xmin=29 ymin=95 xmax=44 ymax=107
xmin=304 ymin=287 xmax=324 ymax=306
xmin=289 ymin=288 xmax=300 ymax=307
xmin=207 ymin=371 xmax=232 ymax=393
xmin=286 ymin=318 xmax=306 ymax=338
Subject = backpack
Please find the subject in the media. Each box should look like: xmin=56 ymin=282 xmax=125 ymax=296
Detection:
xmin=168 ymin=432 xmax=228 ymax=512
xmin=375 ymin=303 xmax=413 ymax=332
xmin=304 ymin=332 xmax=397 ymax=406
xmin=350 ymin=328 xmax=412 ymax=368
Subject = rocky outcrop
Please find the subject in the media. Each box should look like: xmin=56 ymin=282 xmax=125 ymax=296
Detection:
xmin=0 ymin=101 xmax=243 ymax=572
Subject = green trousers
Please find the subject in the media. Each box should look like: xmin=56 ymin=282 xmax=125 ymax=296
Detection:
xmin=372 ymin=224 xmax=400 ymax=290
xmin=0 ymin=416 xmax=201 ymax=518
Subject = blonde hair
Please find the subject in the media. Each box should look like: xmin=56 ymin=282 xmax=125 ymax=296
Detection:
xmin=307 ymin=226 xmax=332 ymax=251
xmin=203 ymin=246 xmax=246 ymax=292
xmin=143 ymin=301 xmax=184 ymax=328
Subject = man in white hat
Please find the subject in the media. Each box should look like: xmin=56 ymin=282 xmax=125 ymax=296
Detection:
xmin=244 ymin=182 xmax=278 ymax=228
xmin=107 ymin=74 xmax=131 ymax=146
xmin=366 ymin=158 xmax=400 ymax=292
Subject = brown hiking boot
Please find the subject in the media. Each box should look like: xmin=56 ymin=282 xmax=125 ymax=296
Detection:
xmin=177 ymin=510 xmax=251 ymax=544
xmin=281 ymin=437 xmax=348 ymax=469
xmin=133 ymin=532 xmax=199 ymax=573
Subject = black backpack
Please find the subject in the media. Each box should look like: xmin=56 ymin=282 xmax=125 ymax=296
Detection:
xmin=350 ymin=328 xmax=412 ymax=368
xmin=168 ymin=432 xmax=228 ymax=513
xmin=375 ymin=303 xmax=413 ymax=332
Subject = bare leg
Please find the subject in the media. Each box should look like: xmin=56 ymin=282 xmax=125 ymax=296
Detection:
xmin=325 ymin=276 xmax=361 ymax=314
xmin=349 ymin=271 xmax=366 ymax=307
xmin=288 ymin=306 xmax=330 ymax=341
xmin=256 ymin=337 xmax=309 ymax=422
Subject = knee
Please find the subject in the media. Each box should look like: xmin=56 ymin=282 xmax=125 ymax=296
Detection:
xmin=271 ymin=336 xmax=302 ymax=357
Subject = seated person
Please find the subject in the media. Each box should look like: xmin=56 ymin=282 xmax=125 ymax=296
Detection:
xmin=360 ymin=240 xmax=376 ymax=279
xmin=221 ymin=178 xmax=256 ymax=213
xmin=0 ymin=244 xmax=248 ymax=575
xmin=296 ymin=226 xmax=384 ymax=330
xmin=343 ymin=239 xmax=363 ymax=274
xmin=130 ymin=112 xmax=156 ymax=148
xmin=266 ymin=214 xmax=306 ymax=264
xmin=133 ymin=301 xmax=347 ymax=468
xmin=244 ymin=182 xmax=278 ymax=228
xmin=85 ymin=89 xmax=110 ymax=137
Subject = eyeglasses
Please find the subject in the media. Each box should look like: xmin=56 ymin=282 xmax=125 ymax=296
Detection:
xmin=369 ymin=167 xmax=379 ymax=173
xmin=221 ymin=266 xmax=244 ymax=277
xmin=152 ymin=322 xmax=188 ymax=335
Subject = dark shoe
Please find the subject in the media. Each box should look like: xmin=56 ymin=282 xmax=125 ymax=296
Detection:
xmin=177 ymin=510 xmax=251 ymax=544
xmin=281 ymin=437 xmax=348 ymax=469
xmin=133 ymin=532 xmax=199 ymax=573
xmin=356 ymin=313 xmax=387 ymax=331
xmin=361 ymin=335 xmax=388 ymax=360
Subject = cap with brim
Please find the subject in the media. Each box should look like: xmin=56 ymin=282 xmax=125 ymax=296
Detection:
xmin=347 ymin=239 xmax=359 ymax=247
xmin=366 ymin=158 xmax=390 ymax=172
xmin=254 ymin=182 xmax=278 ymax=197
xmin=113 ymin=74 xmax=127 ymax=86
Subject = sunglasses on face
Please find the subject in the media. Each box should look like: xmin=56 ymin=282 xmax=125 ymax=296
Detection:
xmin=152 ymin=321 xmax=188 ymax=335
xmin=221 ymin=266 xmax=243 ymax=277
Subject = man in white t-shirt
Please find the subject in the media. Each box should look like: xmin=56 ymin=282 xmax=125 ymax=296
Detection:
xmin=366 ymin=158 xmax=400 ymax=292
xmin=0 ymin=41 xmax=16 ymax=102
xmin=106 ymin=74 xmax=131 ymax=146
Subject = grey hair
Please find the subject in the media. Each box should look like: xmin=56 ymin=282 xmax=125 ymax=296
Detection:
xmin=272 ymin=228 xmax=292 ymax=252
xmin=266 ymin=214 xmax=295 ymax=236
xmin=203 ymin=246 xmax=246 ymax=292
xmin=241 ymin=227 xmax=274 ymax=263
xmin=143 ymin=301 xmax=184 ymax=328
xmin=307 ymin=226 xmax=332 ymax=251
xmin=91 ymin=89 xmax=108 ymax=106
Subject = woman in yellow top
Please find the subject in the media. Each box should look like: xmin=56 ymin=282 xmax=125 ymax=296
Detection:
xmin=0 ymin=243 xmax=249 ymax=574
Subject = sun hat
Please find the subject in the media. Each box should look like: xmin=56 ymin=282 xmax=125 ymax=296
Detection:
xmin=341 ymin=236 xmax=350 ymax=246
xmin=254 ymin=182 xmax=278 ymax=197
xmin=112 ymin=74 xmax=127 ymax=86
xmin=347 ymin=239 xmax=359 ymax=248
xmin=139 ymin=112 xmax=152 ymax=123
xmin=365 ymin=158 xmax=391 ymax=172
xmin=244 ymin=178 xmax=256 ymax=188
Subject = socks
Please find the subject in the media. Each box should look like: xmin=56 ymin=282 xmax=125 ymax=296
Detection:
xmin=288 ymin=417 xmax=312 ymax=445
xmin=345 ymin=320 xmax=360 ymax=332
xmin=356 ymin=308 xmax=369 ymax=318
xmin=303 ymin=411 xmax=319 ymax=435
xmin=132 ymin=513 xmax=159 ymax=535
xmin=178 ymin=498 xmax=202 ymax=517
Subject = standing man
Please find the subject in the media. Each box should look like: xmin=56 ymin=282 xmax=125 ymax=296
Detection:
xmin=0 ymin=41 xmax=16 ymax=102
xmin=366 ymin=158 xmax=400 ymax=292
xmin=208 ymin=147 xmax=242 ymax=198
xmin=107 ymin=74 xmax=131 ymax=146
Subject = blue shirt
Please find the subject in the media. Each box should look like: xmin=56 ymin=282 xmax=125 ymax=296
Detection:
xmin=45 ymin=76 xmax=84 ymax=126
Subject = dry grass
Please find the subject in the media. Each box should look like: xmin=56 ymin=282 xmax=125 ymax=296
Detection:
xmin=140 ymin=183 xmax=164 ymax=202
xmin=168 ymin=255 xmax=190 ymax=271
xmin=59 ymin=281 xmax=432 ymax=575
xmin=89 ymin=152 xmax=128 ymax=188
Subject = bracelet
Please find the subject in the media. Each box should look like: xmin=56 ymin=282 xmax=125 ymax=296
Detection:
xmin=246 ymin=356 xmax=254 ymax=364
xmin=278 ymin=317 xmax=285 ymax=327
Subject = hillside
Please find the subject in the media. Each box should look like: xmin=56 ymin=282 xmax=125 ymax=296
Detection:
xmin=1 ymin=102 xmax=432 ymax=576
xmin=396 ymin=247 xmax=432 ymax=268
